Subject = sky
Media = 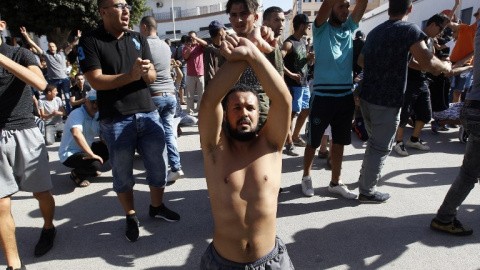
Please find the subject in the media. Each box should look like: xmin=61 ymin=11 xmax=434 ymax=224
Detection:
xmin=262 ymin=0 xmax=295 ymax=12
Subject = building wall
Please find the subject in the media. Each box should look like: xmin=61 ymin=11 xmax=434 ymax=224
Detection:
xmin=359 ymin=0 xmax=480 ymax=35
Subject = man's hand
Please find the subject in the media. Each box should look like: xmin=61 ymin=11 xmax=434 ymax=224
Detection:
xmin=83 ymin=153 xmax=104 ymax=164
xmin=130 ymin=58 xmax=151 ymax=81
xmin=247 ymin=26 xmax=276 ymax=53
xmin=20 ymin=26 xmax=27 ymax=36
xmin=221 ymin=35 xmax=257 ymax=62
xmin=289 ymin=73 xmax=302 ymax=84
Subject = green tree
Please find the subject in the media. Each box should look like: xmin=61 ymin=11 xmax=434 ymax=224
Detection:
xmin=0 ymin=0 xmax=149 ymax=48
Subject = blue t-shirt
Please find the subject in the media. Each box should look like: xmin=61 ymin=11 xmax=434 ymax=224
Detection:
xmin=312 ymin=16 xmax=358 ymax=95
xmin=58 ymin=105 xmax=100 ymax=163
xmin=359 ymin=20 xmax=427 ymax=107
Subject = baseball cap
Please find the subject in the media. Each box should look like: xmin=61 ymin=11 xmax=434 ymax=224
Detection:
xmin=209 ymin=20 xmax=226 ymax=31
xmin=293 ymin=14 xmax=312 ymax=25
xmin=86 ymin=90 xmax=97 ymax=101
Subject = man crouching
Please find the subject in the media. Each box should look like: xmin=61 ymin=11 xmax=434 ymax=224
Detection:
xmin=199 ymin=35 xmax=294 ymax=269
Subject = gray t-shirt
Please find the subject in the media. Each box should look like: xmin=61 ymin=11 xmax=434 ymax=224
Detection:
xmin=39 ymin=97 xmax=64 ymax=125
xmin=147 ymin=36 xmax=175 ymax=94
xmin=42 ymin=50 xmax=68 ymax=80
xmin=466 ymin=22 xmax=480 ymax=101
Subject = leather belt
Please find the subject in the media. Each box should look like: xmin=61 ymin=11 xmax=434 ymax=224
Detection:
xmin=151 ymin=92 xmax=175 ymax=97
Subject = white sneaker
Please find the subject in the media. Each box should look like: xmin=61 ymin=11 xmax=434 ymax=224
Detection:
xmin=167 ymin=170 xmax=185 ymax=183
xmin=301 ymin=176 xmax=314 ymax=197
xmin=405 ymin=139 xmax=430 ymax=150
xmin=328 ymin=182 xmax=357 ymax=199
xmin=394 ymin=142 xmax=409 ymax=156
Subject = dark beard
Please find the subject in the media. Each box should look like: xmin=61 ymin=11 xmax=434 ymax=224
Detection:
xmin=224 ymin=117 xmax=258 ymax=142
xmin=329 ymin=12 xmax=344 ymax=26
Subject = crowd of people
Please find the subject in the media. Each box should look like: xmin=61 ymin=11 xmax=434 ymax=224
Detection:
xmin=1 ymin=0 xmax=479 ymax=269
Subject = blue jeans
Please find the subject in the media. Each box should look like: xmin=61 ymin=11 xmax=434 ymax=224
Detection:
xmin=180 ymin=66 xmax=187 ymax=89
xmin=436 ymin=101 xmax=480 ymax=222
xmin=358 ymin=99 xmax=400 ymax=196
xmin=48 ymin=78 xmax=72 ymax=114
xmin=100 ymin=111 xmax=168 ymax=193
xmin=152 ymin=94 xmax=182 ymax=171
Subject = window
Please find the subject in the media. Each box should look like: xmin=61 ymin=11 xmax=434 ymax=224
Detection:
xmin=303 ymin=0 xmax=311 ymax=2
xmin=315 ymin=0 xmax=322 ymax=2
xmin=461 ymin=7 xmax=473 ymax=25
xmin=314 ymin=11 xmax=318 ymax=16
xmin=303 ymin=11 xmax=312 ymax=16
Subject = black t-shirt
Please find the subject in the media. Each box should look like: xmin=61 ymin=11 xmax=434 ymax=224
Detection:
xmin=70 ymin=84 xmax=91 ymax=110
xmin=0 ymin=42 xmax=37 ymax=130
xmin=78 ymin=28 xmax=156 ymax=119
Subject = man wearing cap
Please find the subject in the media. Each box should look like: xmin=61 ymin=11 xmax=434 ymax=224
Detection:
xmin=204 ymin=20 xmax=227 ymax=87
xmin=58 ymin=90 xmax=109 ymax=188
xmin=301 ymin=0 xmax=368 ymax=198
xmin=183 ymin=31 xmax=208 ymax=114
xmin=282 ymin=13 xmax=315 ymax=151
xmin=447 ymin=1 xmax=479 ymax=103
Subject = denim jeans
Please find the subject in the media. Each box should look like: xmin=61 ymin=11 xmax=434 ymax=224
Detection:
xmin=358 ymin=99 xmax=400 ymax=196
xmin=436 ymin=101 xmax=480 ymax=222
xmin=152 ymin=94 xmax=182 ymax=171
xmin=100 ymin=110 xmax=168 ymax=193
xmin=48 ymin=78 xmax=72 ymax=114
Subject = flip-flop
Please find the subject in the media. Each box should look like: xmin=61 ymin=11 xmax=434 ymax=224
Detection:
xmin=70 ymin=171 xmax=90 ymax=188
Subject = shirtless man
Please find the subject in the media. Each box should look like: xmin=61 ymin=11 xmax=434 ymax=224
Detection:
xmin=199 ymin=36 xmax=294 ymax=269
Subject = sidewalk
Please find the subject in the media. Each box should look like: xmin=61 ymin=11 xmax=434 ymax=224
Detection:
xmin=3 ymin=124 xmax=480 ymax=269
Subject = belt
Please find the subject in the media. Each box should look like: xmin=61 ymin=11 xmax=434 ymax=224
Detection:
xmin=151 ymin=92 xmax=175 ymax=97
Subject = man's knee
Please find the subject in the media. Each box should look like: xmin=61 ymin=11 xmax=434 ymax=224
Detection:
xmin=0 ymin=196 xmax=12 ymax=214
xmin=33 ymin=190 xmax=53 ymax=202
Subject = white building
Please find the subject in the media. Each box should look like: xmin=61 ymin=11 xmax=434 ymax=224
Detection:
xmin=359 ymin=0 xmax=479 ymax=35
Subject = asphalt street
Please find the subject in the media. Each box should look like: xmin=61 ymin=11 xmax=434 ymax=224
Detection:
xmin=3 ymin=122 xmax=480 ymax=270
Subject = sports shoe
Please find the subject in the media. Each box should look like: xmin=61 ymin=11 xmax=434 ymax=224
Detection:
xmin=394 ymin=142 xmax=408 ymax=156
xmin=431 ymin=120 xmax=440 ymax=135
xmin=405 ymin=139 xmax=430 ymax=151
xmin=458 ymin=126 xmax=469 ymax=143
xmin=6 ymin=262 xmax=26 ymax=270
xmin=34 ymin=227 xmax=56 ymax=257
xmin=125 ymin=214 xmax=140 ymax=242
xmin=285 ymin=143 xmax=299 ymax=156
xmin=301 ymin=176 xmax=314 ymax=197
xmin=328 ymin=182 xmax=357 ymax=199
xmin=292 ymin=137 xmax=307 ymax=147
xmin=167 ymin=169 xmax=185 ymax=183
xmin=430 ymin=218 xmax=473 ymax=236
xmin=358 ymin=191 xmax=390 ymax=203
xmin=149 ymin=204 xmax=180 ymax=222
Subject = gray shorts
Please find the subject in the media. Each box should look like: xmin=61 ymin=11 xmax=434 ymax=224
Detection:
xmin=0 ymin=128 xmax=52 ymax=198
xmin=200 ymin=236 xmax=295 ymax=270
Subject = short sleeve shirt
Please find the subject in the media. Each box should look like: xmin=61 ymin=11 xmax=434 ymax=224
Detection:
xmin=78 ymin=28 xmax=156 ymax=119
xmin=42 ymin=50 xmax=68 ymax=80
xmin=58 ymin=105 xmax=100 ymax=163
xmin=450 ymin=22 xmax=477 ymax=64
xmin=39 ymin=97 xmax=64 ymax=125
xmin=359 ymin=20 xmax=427 ymax=107
xmin=0 ymin=42 xmax=38 ymax=130
xmin=312 ymin=16 xmax=358 ymax=94
xmin=70 ymin=84 xmax=91 ymax=110
xmin=183 ymin=43 xmax=204 ymax=76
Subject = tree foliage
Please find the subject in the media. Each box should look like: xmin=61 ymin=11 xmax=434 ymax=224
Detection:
xmin=0 ymin=0 xmax=149 ymax=48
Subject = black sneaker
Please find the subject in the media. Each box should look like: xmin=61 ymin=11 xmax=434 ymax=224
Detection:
xmin=125 ymin=214 xmax=140 ymax=242
xmin=149 ymin=204 xmax=180 ymax=222
xmin=6 ymin=261 xmax=26 ymax=270
xmin=358 ymin=191 xmax=390 ymax=203
xmin=430 ymin=218 xmax=473 ymax=236
xmin=34 ymin=227 xmax=56 ymax=257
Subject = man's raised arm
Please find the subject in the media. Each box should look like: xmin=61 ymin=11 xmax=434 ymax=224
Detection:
xmin=198 ymin=37 xmax=248 ymax=151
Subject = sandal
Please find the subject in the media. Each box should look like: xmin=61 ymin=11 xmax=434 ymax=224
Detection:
xmin=318 ymin=150 xmax=329 ymax=159
xmin=70 ymin=170 xmax=90 ymax=188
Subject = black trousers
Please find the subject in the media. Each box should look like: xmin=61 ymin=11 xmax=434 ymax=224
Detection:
xmin=62 ymin=141 xmax=109 ymax=179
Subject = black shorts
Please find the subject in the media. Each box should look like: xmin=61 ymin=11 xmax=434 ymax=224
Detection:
xmin=307 ymin=91 xmax=355 ymax=147
xmin=399 ymin=83 xmax=431 ymax=127
xmin=200 ymin=236 xmax=294 ymax=270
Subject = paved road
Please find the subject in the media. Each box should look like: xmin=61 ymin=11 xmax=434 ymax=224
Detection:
xmin=3 ymin=123 xmax=480 ymax=269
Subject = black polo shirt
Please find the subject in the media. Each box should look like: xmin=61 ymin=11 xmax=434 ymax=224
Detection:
xmin=0 ymin=42 xmax=37 ymax=130
xmin=78 ymin=28 xmax=156 ymax=119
